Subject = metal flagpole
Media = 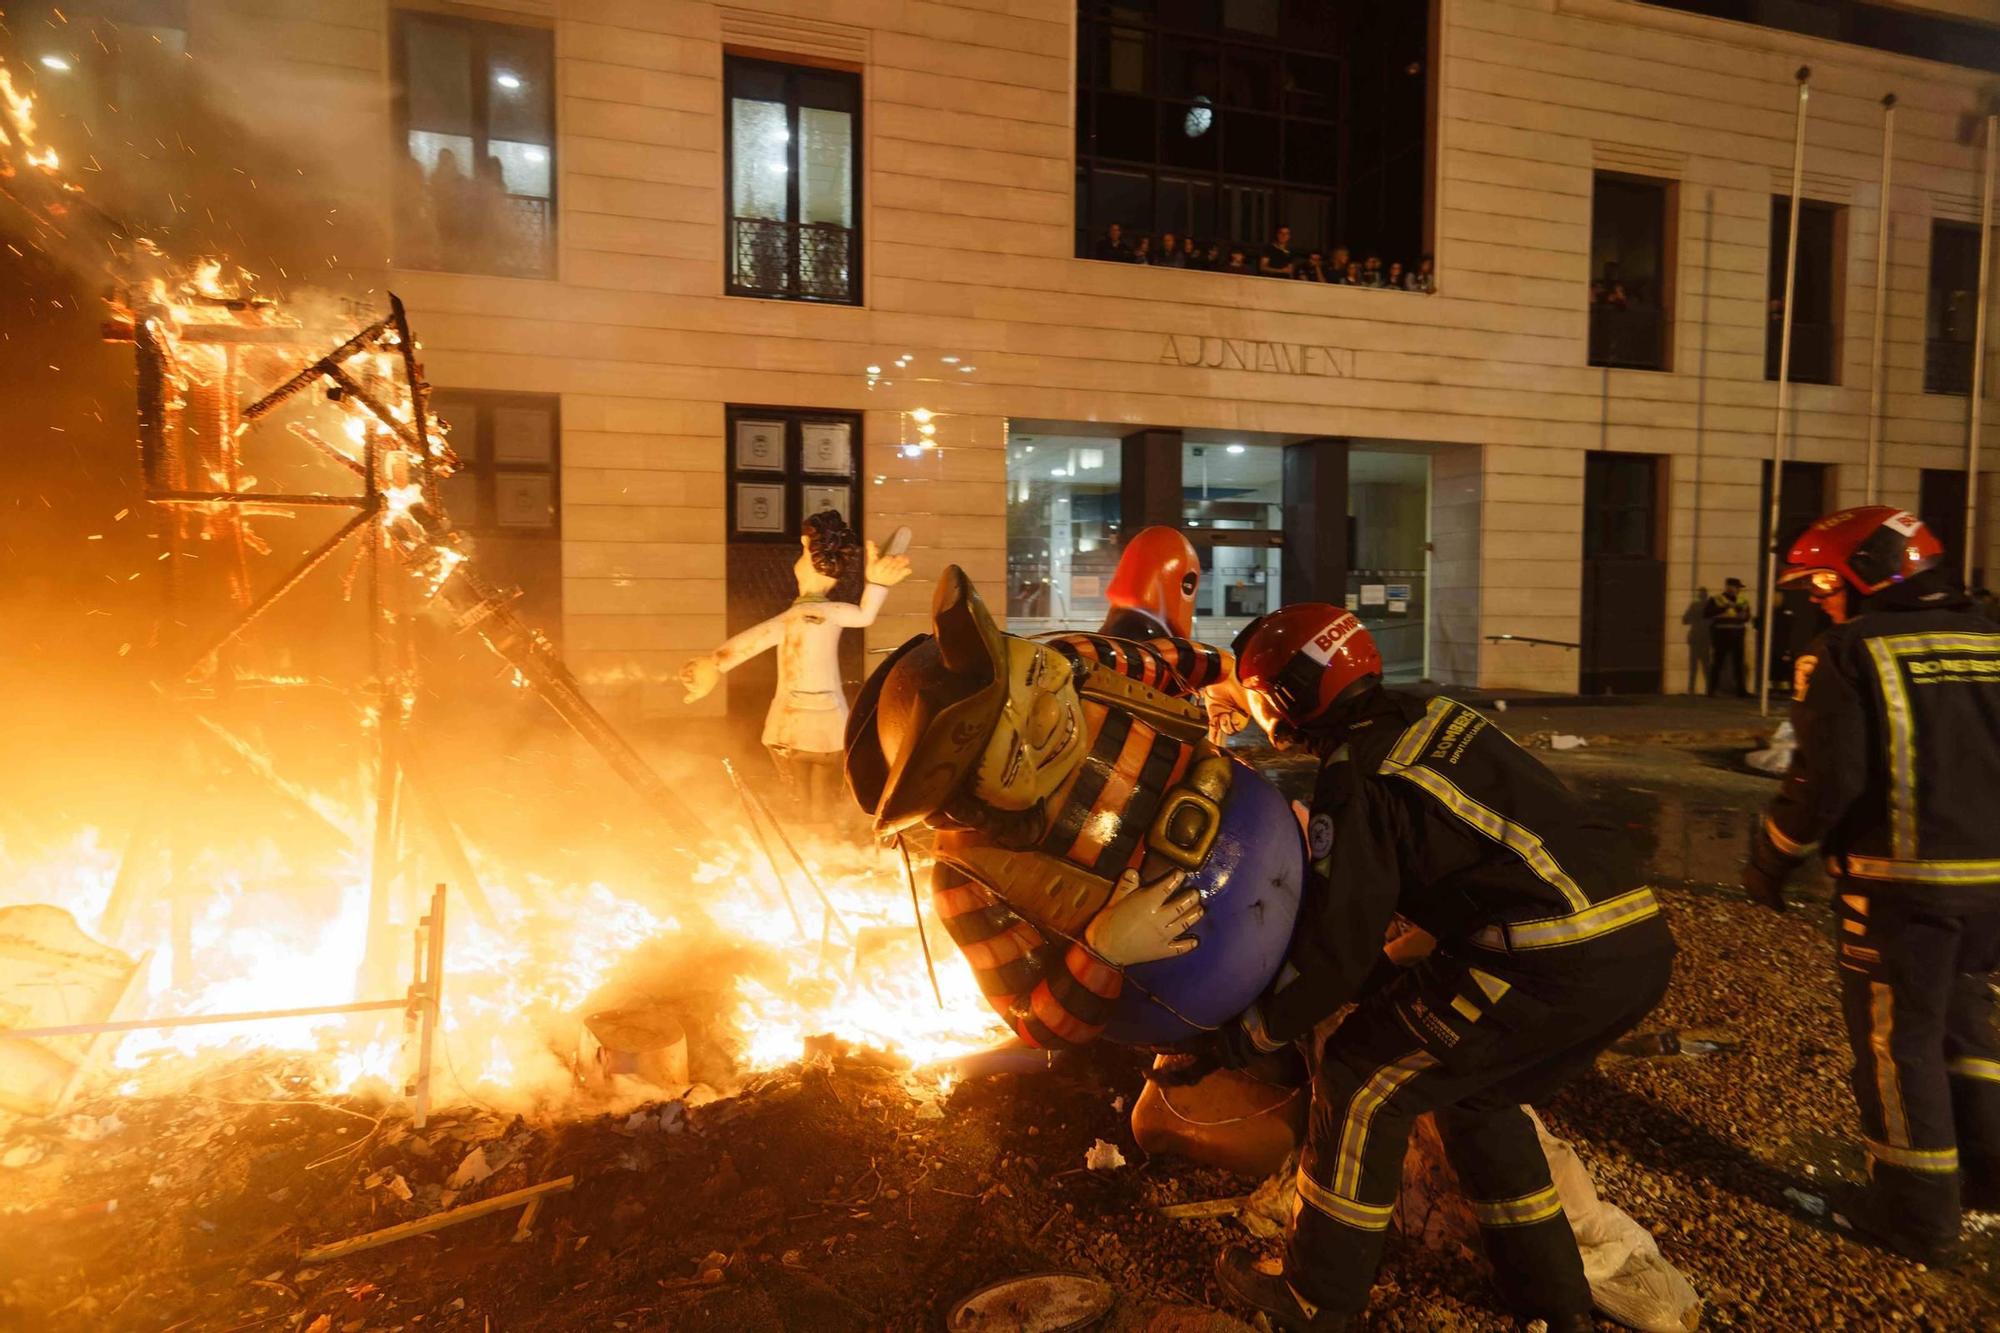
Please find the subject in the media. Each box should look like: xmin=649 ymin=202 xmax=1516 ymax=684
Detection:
xmin=1760 ymin=66 xmax=1811 ymax=719
xmin=1866 ymin=94 xmax=1897 ymax=505
xmin=1965 ymin=114 xmax=1996 ymax=589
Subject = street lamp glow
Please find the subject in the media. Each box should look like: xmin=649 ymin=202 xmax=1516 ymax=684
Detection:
xmin=495 ymin=72 xmax=522 ymax=90
xmin=910 ymin=407 xmax=934 ymax=424
xmin=39 ymin=54 xmax=71 ymax=72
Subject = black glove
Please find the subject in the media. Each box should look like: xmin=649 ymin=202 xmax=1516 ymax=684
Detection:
xmin=1146 ymin=1012 xmax=1271 ymax=1087
xmin=1743 ymin=824 xmax=1799 ymax=913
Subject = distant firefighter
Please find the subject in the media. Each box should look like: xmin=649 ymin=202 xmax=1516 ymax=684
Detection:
xmin=843 ymin=567 xmax=1302 ymax=1048
xmin=1744 ymin=506 xmax=2000 ymax=1265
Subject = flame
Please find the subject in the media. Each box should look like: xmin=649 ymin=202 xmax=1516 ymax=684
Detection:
xmin=0 ymin=816 xmax=1005 ymax=1111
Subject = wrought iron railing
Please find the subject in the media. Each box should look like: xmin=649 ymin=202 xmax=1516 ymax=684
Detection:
xmin=730 ymin=217 xmax=857 ymax=303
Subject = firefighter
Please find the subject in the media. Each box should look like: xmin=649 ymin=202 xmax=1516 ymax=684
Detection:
xmin=1742 ymin=506 xmax=2000 ymax=1264
xmin=1205 ymin=605 xmax=1676 ymax=1332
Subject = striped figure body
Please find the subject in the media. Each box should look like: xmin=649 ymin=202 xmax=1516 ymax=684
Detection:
xmin=932 ymin=633 xmax=1301 ymax=1048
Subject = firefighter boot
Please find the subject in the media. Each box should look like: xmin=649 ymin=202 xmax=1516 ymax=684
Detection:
xmin=1213 ymin=1247 xmax=1353 ymax=1331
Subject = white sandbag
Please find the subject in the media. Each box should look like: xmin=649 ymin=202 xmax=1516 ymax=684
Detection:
xmin=1531 ymin=1109 xmax=1703 ymax=1332
xmin=1745 ymin=721 xmax=1795 ymax=776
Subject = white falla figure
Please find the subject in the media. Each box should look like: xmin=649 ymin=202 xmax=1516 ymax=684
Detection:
xmin=681 ymin=511 xmax=912 ymax=819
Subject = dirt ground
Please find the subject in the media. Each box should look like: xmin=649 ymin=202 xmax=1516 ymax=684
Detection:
xmin=6 ymin=741 xmax=2000 ymax=1332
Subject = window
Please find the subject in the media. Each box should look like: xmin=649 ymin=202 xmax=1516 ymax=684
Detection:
xmin=1588 ymin=173 xmax=1675 ymax=372
xmin=1638 ymin=2 xmax=2000 ymax=75
xmin=1927 ymin=221 xmax=1981 ymax=396
xmin=724 ymin=408 xmax=861 ymax=542
xmin=725 ymin=57 xmax=861 ymax=305
xmin=1005 ymin=433 xmax=1122 ymax=632
xmin=1767 ymin=197 xmax=1844 ymax=385
xmin=432 ymin=391 xmax=560 ymax=535
xmin=392 ymin=12 xmax=555 ymax=278
xmin=1074 ymin=1 xmax=1431 ymax=273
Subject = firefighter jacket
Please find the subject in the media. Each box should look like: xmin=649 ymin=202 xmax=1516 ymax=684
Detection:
xmin=1754 ymin=570 xmax=2000 ymax=907
xmin=1261 ymin=690 xmax=1671 ymax=1045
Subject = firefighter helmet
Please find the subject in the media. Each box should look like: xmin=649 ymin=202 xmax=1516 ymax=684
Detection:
xmin=1778 ymin=506 xmax=1945 ymax=598
xmin=1234 ymin=604 xmax=1382 ymax=727
xmin=1104 ymin=526 xmax=1202 ymax=639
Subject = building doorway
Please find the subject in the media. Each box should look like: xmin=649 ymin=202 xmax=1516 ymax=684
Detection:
xmin=1580 ymin=452 xmax=1665 ymax=694
xmin=1347 ymin=450 xmax=1431 ymax=683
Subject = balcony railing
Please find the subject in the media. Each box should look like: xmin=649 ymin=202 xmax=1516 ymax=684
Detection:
xmin=730 ymin=217 xmax=858 ymax=304
xmin=396 ymin=192 xmax=553 ymax=280
xmin=1926 ymin=339 xmax=1974 ymax=396
xmin=1588 ymin=306 xmax=1667 ymax=371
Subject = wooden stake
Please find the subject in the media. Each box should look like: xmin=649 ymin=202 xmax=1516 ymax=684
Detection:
xmin=299 ymin=1175 xmax=575 ymax=1262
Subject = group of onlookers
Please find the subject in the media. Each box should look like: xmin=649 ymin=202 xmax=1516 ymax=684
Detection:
xmin=1091 ymin=223 xmax=1435 ymax=293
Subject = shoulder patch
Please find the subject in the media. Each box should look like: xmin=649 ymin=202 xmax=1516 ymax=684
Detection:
xmin=1308 ymin=813 xmax=1335 ymax=860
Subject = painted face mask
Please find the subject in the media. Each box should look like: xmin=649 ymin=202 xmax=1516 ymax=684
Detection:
xmin=970 ymin=638 xmax=1088 ymax=811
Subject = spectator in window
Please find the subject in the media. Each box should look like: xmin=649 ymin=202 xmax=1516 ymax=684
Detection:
xmin=1361 ymin=254 xmax=1385 ymax=287
xmin=1093 ymin=222 xmax=1131 ymax=262
xmin=1329 ymin=245 xmax=1351 ymax=282
xmin=1202 ymin=240 xmax=1224 ymax=270
xmin=1131 ymin=234 xmax=1153 ymax=265
xmin=1386 ymin=260 xmax=1406 ymax=289
xmin=1259 ymin=224 xmax=1296 ymax=278
xmin=1297 ymin=251 xmax=1328 ymax=282
xmin=1223 ymin=246 xmax=1252 ymax=274
xmin=1407 ymin=253 xmax=1436 ymax=293
xmin=430 ymin=147 xmax=474 ymax=261
xmin=1178 ymin=235 xmax=1203 ymax=269
xmin=1343 ymin=259 xmax=1363 ymax=285
xmin=1155 ymin=230 xmax=1185 ymax=268
xmin=1606 ymin=282 xmax=1630 ymax=311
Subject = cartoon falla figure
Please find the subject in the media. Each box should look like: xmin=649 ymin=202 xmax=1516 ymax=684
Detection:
xmin=844 ymin=566 xmax=1302 ymax=1048
xmin=682 ymin=511 xmax=912 ymax=820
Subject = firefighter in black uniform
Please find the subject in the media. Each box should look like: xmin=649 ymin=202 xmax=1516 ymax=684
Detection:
xmin=1198 ymin=605 xmax=1676 ymax=1332
xmin=1743 ymin=505 xmax=2000 ymax=1264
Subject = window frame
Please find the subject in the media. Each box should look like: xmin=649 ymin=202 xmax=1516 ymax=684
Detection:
xmin=1925 ymin=219 xmax=1981 ymax=397
xmin=722 ymin=54 xmax=865 ymax=306
xmin=723 ymin=405 xmax=864 ymax=545
xmin=389 ymin=7 xmax=557 ymax=279
xmin=1073 ymin=4 xmax=1431 ymax=263
xmin=1587 ymin=170 xmax=1677 ymax=374
xmin=1765 ymin=195 xmax=1846 ymax=387
xmin=431 ymin=389 xmax=562 ymax=540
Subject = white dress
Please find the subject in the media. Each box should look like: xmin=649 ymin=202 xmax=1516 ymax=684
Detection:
xmin=714 ymin=582 xmax=891 ymax=754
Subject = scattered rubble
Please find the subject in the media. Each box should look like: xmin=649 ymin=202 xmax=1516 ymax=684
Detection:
xmin=3 ymin=889 xmax=1999 ymax=1330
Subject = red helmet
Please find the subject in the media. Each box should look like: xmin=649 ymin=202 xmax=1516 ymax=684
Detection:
xmin=1105 ymin=526 xmax=1201 ymax=639
xmin=1779 ymin=506 xmax=1944 ymax=597
xmin=1235 ymin=604 xmax=1382 ymax=726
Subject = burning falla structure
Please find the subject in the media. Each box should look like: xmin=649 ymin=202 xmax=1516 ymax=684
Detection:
xmin=0 ymin=54 xmax=1002 ymax=1135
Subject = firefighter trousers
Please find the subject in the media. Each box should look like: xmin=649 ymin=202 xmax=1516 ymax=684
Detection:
xmin=1286 ymin=945 xmax=1672 ymax=1319
xmin=1835 ymin=885 xmax=2000 ymax=1247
